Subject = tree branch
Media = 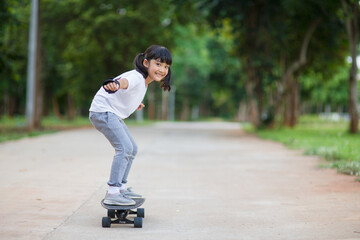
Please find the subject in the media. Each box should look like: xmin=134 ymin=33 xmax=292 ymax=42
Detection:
xmin=283 ymin=18 xmax=321 ymax=85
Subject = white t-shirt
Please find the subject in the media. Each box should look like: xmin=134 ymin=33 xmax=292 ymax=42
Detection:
xmin=89 ymin=70 xmax=147 ymax=119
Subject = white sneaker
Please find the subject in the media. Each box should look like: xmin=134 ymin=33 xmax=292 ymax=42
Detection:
xmin=121 ymin=187 xmax=143 ymax=199
xmin=104 ymin=192 xmax=136 ymax=206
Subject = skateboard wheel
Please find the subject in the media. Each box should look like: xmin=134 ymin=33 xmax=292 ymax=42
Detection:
xmin=102 ymin=217 xmax=111 ymax=228
xmin=134 ymin=217 xmax=142 ymax=228
xmin=107 ymin=209 xmax=116 ymax=218
xmin=137 ymin=208 xmax=145 ymax=218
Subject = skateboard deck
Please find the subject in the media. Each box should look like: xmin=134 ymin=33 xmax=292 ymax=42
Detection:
xmin=101 ymin=198 xmax=145 ymax=228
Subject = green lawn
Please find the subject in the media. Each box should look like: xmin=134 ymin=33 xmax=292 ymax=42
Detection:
xmin=0 ymin=115 xmax=155 ymax=142
xmin=245 ymin=115 xmax=360 ymax=180
xmin=0 ymin=115 xmax=92 ymax=142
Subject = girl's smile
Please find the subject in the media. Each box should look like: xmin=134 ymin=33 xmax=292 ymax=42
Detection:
xmin=144 ymin=59 xmax=170 ymax=85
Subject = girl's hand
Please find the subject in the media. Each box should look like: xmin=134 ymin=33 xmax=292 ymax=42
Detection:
xmin=104 ymin=82 xmax=120 ymax=92
xmin=137 ymin=103 xmax=145 ymax=110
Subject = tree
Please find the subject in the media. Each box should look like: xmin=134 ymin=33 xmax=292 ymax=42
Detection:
xmin=26 ymin=0 xmax=42 ymax=130
xmin=41 ymin=0 xmax=177 ymax=119
xmin=206 ymin=20 xmax=243 ymax=119
xmin=340 ymin=0 xmax=359 ymax=134
xmin=202 ymin=0 xmax=280 ymax=127
xmin=171 ymin=24 xmax=211 ymax=120
xmin=0 ymin=0 xmax=29 ymax=118
xmin=271 ymin=0 xmax=323 ymax=127
xmin=201 ymin=0 xmax=352 ymax=128
xmin=1 ymin=0 xmax=357 ymax=125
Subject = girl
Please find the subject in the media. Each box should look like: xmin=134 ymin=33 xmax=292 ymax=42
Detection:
xmin=89 ymin=45 xmax=172 ymax=205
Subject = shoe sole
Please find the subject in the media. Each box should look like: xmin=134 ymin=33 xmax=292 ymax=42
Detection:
xmin=125 ymin=195 xmax=143 ymax=199
xmin=103 ymin=200 xmax=136 ymax=206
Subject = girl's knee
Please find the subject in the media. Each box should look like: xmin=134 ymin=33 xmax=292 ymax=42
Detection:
xmin=114 ymin=141 xmax=137 ymax=159
xmin=132 ymin=143 xmax=138 ymax=156
xmin=124 ymin=143 xmax=134 ymax=157
xmin=114 ymin=145 xmax=131 ymax=156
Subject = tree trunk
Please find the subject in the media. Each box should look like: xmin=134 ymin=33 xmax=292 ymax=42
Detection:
xmin=161 ymin=91 xmax=168 ymax=121
xmin=255 ymin=77 xmax=263 ymax=124
xmin=236 ymin=101 xmax=248 ymax=122
xmin=180 ymin=99 xmax=190 ymax=121
xmin=243 ymin=2 xmax=262 ymax=128
xmin=147 ymin=84 xmax=155 ymax=120
xmin=34 ymin=18 xmax=43 ymax=128
xmin=271 ymin=18 xmax=320 ymax=127
xmin=3 ymin=94 xmax=15 ymax=117
xmin=52 ymin=96 xmax=63 ymax=119
xmin=283 ymin=75 xmax=293 ymax=127
xmin=291 ymin=77 xmax=300 ymax=126
xmin=26 ymin=0 xmax=42 ymax=130
xmin=245 ymin=65 xmax=260 ymax=127
xmin=283 ymin=76 xmax=299 ymax=127
xmin=67 ymin=94 xmax=76 ymax=120
xmin=341 ymin=0 xmax=359 ymax=134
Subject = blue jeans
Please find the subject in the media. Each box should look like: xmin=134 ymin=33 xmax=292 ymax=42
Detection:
xmin=89 ymin=111 xmax=137 ymax=187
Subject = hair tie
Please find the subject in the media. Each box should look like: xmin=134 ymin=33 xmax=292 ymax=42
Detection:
xmin=141 ymin=53 xmax=145 ymax=58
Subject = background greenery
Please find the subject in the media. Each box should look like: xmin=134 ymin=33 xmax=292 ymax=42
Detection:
xmin=1 ymin=0 xmax=358 ymax=125
xmin=0 ymin=0 xmax=359 ymax=177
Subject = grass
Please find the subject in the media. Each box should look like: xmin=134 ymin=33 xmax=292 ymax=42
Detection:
xmin=0 ymin=115 xmax=92 ymax=142
xmin=244 ymin=115 xmax=360 ymax=180
xmin=0 ymin=115 xmax=157 ymax=143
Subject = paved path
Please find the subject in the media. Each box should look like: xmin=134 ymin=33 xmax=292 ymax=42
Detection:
xmin=0 ymin=122 xmax=359 ymax=240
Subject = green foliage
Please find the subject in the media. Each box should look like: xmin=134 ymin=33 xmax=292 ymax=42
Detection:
xmin=301 ymin=65 xmax=349 ymax=109
xmin=0 ymin=0 xmax=29 ymax=115
xmin=202 ymin=0 xmax=351 ymax=126
xmin=206 ymin=20 xmax=243 ymax=117
xmin=171 ymin=21 xmax=242 ymax=119
xmin=172 ymin=24 xmax=211 ymax=107
xmin=41 ymin=0 xmax=177 ymax=115
xmin=0 ymin=0 xmax=356 ymax=125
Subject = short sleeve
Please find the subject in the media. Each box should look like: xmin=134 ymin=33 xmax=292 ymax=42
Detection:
xmin=114 ymin=70 xmax=143 ymax=93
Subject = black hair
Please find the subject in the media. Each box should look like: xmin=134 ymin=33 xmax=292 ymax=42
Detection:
xmin=133 ymin=45 xmax=172 ymax=91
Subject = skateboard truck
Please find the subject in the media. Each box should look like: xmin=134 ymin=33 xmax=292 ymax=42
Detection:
xmin=101 ymin=198 xmax=145 ymax=228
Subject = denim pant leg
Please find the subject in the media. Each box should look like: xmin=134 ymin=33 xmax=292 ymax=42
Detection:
xmin=119 ymin=120 xmax=138 ymax=184
xmin=89 ymin=112 xmax=134 ymax=187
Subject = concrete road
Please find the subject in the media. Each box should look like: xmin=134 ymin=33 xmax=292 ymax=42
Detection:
xmin=0 ymin=122 xmax=359 ymax=240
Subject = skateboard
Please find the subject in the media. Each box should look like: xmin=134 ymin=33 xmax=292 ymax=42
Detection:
xmin=101 ymin=198 xmax=145 ymax=228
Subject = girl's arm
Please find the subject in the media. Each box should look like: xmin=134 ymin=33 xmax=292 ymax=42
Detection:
xmin=103 ymin=78 xmax=129 ymax=93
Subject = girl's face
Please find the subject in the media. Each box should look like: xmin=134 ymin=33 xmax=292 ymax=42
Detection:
xmin=144 ymin=58 xmax=170 ymax=82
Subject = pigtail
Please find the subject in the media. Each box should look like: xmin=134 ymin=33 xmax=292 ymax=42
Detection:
xmin=133 ymin=53 xmax=148 ymax=79
xmin=160 ymin=68 xmax=171 ymax=91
